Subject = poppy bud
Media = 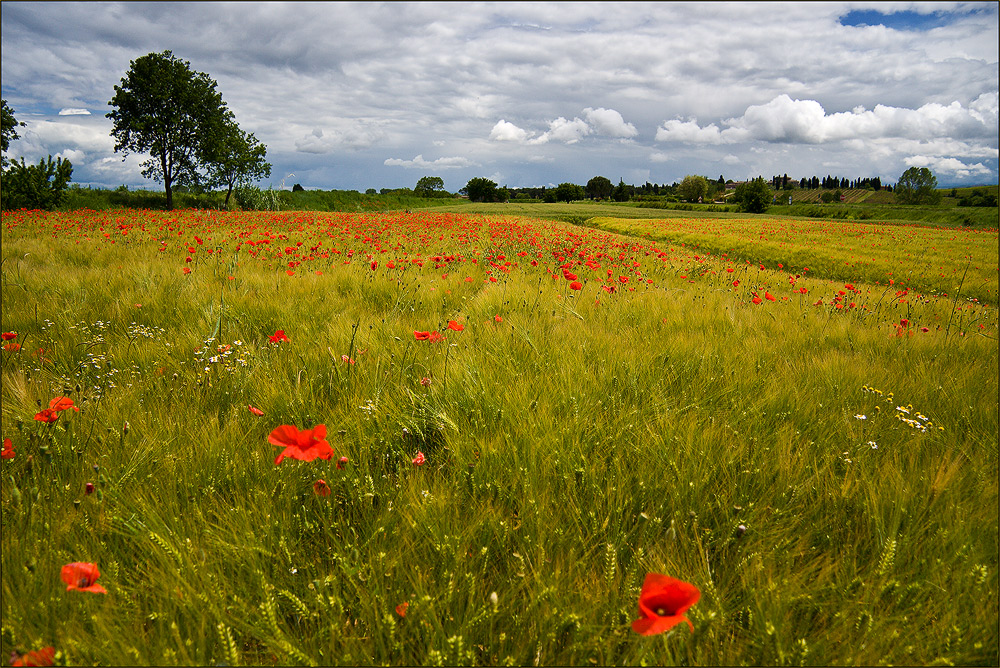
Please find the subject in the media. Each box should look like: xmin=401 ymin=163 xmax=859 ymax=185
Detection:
xmin=736 ymin=524 xmax=747 ymax=537
xmin=85 ymin=482 xmax=95 ymax=495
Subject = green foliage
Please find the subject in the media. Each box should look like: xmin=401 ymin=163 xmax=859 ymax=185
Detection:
xmin=1 ymin=99 xmax=26 ymax=170
xmin=1 ymin=155 xmax=73 ymax=210
xmin=107 ymin=50 xmax=231 ymax=209
xmin=204 ymin=120 xmax=271 ymax=208
xmin=958 ymin=187 xmax=998 ymax=208
xmin=585 ymin=176 xmax=613 ymax=200
xmin=677 ymin=175 xmax=709 ymax=202
xmin=232 ymin=184 xmax=282 ymax=211
xmin=732 ymin=177 xmax=773 ymax=213
xmin=414 ymin=176 xmax=446 ymax=197
xmin=895 ymin=167 xmax=941 ymax=205
xmin=552 ymin=182 xmax=585 ymax=203
xmin=464 ymin=177 xmax=499 ymax=203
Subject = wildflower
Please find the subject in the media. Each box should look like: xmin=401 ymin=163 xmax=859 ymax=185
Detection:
xmin=868 ymin=441 xmax=878 ymax=449
xmin=420 ymin=376 xmax=432 ymax=386
xmin=269 ymin=330 xmax=290 ymax=344
xmin=2 ymin=437 xmax=14 ymax=459
xmin=33 ymin=408 xmax=60 ymax=423
xmin=412 ymin=451 xmax=426 ymax=466
xmin=447 ymin=320 xmax=464 ymax=331
xmin=182 ymin=267 xmax=191 ymax=274
xmin=268 ymin=424 xmax=334 ymax=465
xmin=1 ymin=332 xmax=16 ymax=340
xmin=854 ymin=414 xmax=867 ymax=420
xmin=920 ymin=327 xmax=929 ymax=333
xmin=341 ymin=355 xmax=355 ymax=364
xmin=765 ymin=292 xmax=775 ymax=302
xmin=248 ymin=405 xmax=264 ymax=416
xmin=85 ymin=482 xmax=95 ymax=495
xmin=3 ymin=342 xmax=21 ymax=351
xmin=395 ymin=601 xmax=409 ymax=617
xmin=313 ymin=479 xmax=331 ymax=497
xmin=60 ymin=562 xmax=107 ymax=594
xmin=414 ymin=331 xmax=431 ymax=341
xmin=337 ymin=456 xmax=348 ymax=470
xmin=752 ymin=295 xmax=762 ymax=305
xmin=427 ymin=331 xmax=445 ymax=342
xmin=631 ymin=573 xmax=700 ymax=635
xmin=48 ymin=397 xmax=79 ymax=413
xmin=570 ymin=281 xmax=582 ymax=291
xmin=494 ymin=315 xmax=503 ymax=323
xmin=10 ymin=646 xmax=55 ymax=667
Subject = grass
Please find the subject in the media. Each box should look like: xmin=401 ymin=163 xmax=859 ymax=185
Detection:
xmin=2 ymin=208 xmax=998 ymax=666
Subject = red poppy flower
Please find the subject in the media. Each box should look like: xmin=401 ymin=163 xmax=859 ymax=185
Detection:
xmin=570 ymin=281 xmax=582 ymax=291
xmin=269 ymin=329 xmax=290 ymax=343
xmin=412 ymin=451 xmax=426 ymax=466
xmin=395 ymin=601 xmax=409 ymax=617
xmin=2 ymin=437 xmax=14 ymax=459
xmin=61 ymin=562 xmax=107 ymax=594
xmin=765 ymin=292 xmax=775 ymax=302
xmin=48 ymin=397 xmax=79 ymax=412
xmin=34 ymin=408 xmax=60 ymax=423
xmin=313 ymin=479 xmax=331 ymax=497
xmin=1 ymin=332 xmax=16 ymax=340
xmin=337 ymin=456 xmax=349 ymax=470
xmin=562 ymin=269 xmax=578 ymax=281
xmin=183 ymin=267 xmax=191 ymax=274
xmin=414 ymin=331 xmax=431 ymax=340
xmin=268 ymin=424 xmax=333 ymax=465
xmin=494 ymin=315 xmax=503 ymax=323
xmin=10 ymin=646 xmax=55 ymax=667
xmin=752 ymin=295 xmax=762 ymax=305
xmin=427 ymin=331 xmax=444 ymax=343
xmin=631 ymin=573 xmax=700 ymax=635
xmin=446 ymin=320 xmax=464 ymax=331
xmin=3 ymin=342 xmax=21 ymax=351
xmin=248 ymin=405 xmax=264 ymax=416
xmin=85 ymin=482 xmax=94 ymax=495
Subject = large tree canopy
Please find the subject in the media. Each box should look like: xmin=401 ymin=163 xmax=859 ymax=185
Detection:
xmin=732 ymin=177 xmax=773 ymax=214
xmin=895 ymin=167 xmax=941 ymax=205
xmin=107 ymin=51 xmax=231 ymax=210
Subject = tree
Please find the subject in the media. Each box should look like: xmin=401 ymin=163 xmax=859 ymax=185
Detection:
xmin=414 ymin=176 xmax=445 ymax=197
xmin=552 ymin=182 xmax=585 ymax=203
xmin=732 ymin=177 xmax=772 ymax=213
xmin=464 ymin=177 xmax=498 ymax=202
xmin=612 ymin=178 xmax=633 ymax=202
xmin=1 ymin=99 xmax=26 ymax=171
xmin=677 ymin=174 xmax=708 ymax=202
xmin=1 ymin=156 xmax=73 ymax=210
xmin=107 ymin=51 xmax=231 ymax=210
xmin=895 ymin=167 xmax=941 ymax=205
xmin=585 ymin=175 xmax=613 ymax=200
xmin=206 ymin=120 xmax=271 ymax=208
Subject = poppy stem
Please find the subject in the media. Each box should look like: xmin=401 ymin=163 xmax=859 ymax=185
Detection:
xmin=443 ymin=341 xmax=451 ymax=398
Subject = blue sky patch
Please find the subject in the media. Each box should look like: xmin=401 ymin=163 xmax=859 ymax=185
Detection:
xmin=840 ymin=8 xmax=972 ymax=31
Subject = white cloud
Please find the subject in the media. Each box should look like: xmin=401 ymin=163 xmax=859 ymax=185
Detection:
xmin=384 ymin=154 xmax=477 ymax=169
xmin=533 ymin=116 xmax=591 ymax=144
xmin=58 ymin=108 xmax=90 ymax=115
xmin=904 ymin=155 xmax=992 ymax=178
xmin=489 ymin=119 xmax=531 ymax=142
xmin=583 ymin=107 xmax=637 ymax=138
xmin=656 ymin=119 xmax=725 ymax=144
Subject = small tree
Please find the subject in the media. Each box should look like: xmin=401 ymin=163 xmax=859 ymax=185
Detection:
xmin=732 ymin=177 xmax=772 ymax=213
xmin=677 ymin=175 xmax=709 ymax=202
xmin=585 ymin=176 xmax=613 ymax=200
xmin=108 ymin=51 xmax=231 ymax=210
xmin=206 ymin=120 xmax=271 ymax=208
xmin=464 ymin=177 xmax=498 ymax=203
xmin=895 ymin=167 xmax=941 ymax=205
xmin=1 ymin=156 xmax=73 ymax=210
xmin=552 ymin=182 xmax=585 ymax=203
xmin=1 ymin=99 xmax=26 ymax=171
xmin=414 ymin=176 xmax=445 ymax=197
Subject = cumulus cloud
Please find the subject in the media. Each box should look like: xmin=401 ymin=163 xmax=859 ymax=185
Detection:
xmin=583 ymin=107 xmax=637 ymax=138
xmin=384 ymin=154 xmax=477 ymax=169
xmin=657 ymin=94 xmax=998 ymax=145
xmin=294 ymin=122 xmax=386 ymax=153
xmin=490 ymin=107 xmax=635 ymax=145
xmin=489 ymin=120 xmax=530 ymax=142
xmin=904 ymin=155 xmax=992 ymax=178
xmin=58 ymin=108 xmax=90 ymax=115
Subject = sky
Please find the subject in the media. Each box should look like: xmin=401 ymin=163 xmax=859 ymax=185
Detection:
xmin=1 ymin=1 xmax=997 ymax=192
